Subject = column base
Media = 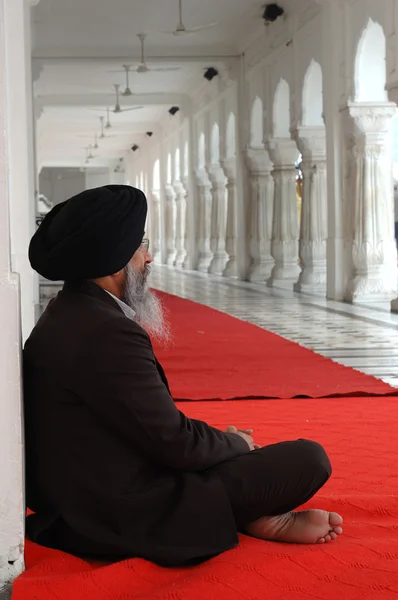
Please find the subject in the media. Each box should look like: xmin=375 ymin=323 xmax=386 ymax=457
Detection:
xmin=267 ymin=263 xmax=301 ymax=287
xmin=175 ymin=251 xmax=187 ymax=269
xmin=294 ymin=281 xmax=326 ymax=295
xmin=249 ymin=259 xmax=274 ymax=283
xmin=197 ymin=253 xmax=213 ymax=272
xmin=347 ymin=272 xmax=397 ymax=303
xmin=165 ymin=252 xmax=177 ymax=267
xmin=223 ymin=258 xmax=237 ymax=278
xmin=208 ymin=252 xmax=228 ymax=275
xmin=294 ymin=266 xmax=327 ymax=295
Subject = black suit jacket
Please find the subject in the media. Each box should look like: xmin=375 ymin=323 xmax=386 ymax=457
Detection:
xmin=23 ymin=281 xmax=248 ymax=566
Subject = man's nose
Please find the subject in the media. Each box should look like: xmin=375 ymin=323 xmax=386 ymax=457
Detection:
xmin=145 ymin=251 xmax=153 ymax=264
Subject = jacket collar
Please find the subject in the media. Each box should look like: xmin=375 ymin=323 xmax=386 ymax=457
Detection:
xmin=62 ymin=280 xmax=124 ymax=314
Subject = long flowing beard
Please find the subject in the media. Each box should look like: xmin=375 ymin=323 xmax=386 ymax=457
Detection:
xmin=122 ymin=263 xmax=171 ymax=345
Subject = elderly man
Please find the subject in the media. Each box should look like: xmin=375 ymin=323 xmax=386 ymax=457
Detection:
xmin=24 ymin=185 xmax=342 ymax=567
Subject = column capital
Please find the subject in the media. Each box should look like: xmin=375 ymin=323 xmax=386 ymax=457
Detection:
xmin=293 ymin=126 xmax=326 ymax=161
xmin=245 ymin=147 xmax=273 ymax=175
xmin=220 ymin=157 xmax=237 ymax=181
xmin=206 ymin=163 xmax=227 ymax=185
xmin=343 ymin=102 xmax=397 ymax=136
xmin=266 ymin=138 xmax=298 ymax=167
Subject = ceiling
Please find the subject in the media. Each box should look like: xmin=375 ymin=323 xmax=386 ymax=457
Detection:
xmin=32 ymin=0 xmax=295 ymax=169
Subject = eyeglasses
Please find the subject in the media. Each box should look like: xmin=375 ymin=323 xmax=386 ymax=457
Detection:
xmin=140 ymin=238 xmax=150 ymax=252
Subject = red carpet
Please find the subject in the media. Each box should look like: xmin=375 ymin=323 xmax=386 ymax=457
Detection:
xmin=14 ymin=397 xmax=398 ymax=600
xmin=153 ymin=292 xmax=397 ymax=399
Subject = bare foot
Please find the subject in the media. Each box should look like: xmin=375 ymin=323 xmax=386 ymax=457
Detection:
xmin=246 ymin=509 xmax=343 ymax=544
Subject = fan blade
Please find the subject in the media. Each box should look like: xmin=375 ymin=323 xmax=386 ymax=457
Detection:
xmin=149 ymin=67 xmax=181 ymax=72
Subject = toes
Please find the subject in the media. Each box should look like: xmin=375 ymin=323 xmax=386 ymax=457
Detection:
xmin=324 ymin=535 xmax=332 ymax=543
xmin=329 ymin=532 xmax=337 ymax=541
xmin=329 ymin=512 xmax=343 ymax=527
xmin=333 ymin=526 xmax=343 ymax=536
xmin=317 ymin=537 xmax=326 ymax=544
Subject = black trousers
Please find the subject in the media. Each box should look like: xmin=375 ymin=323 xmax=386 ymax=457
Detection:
xmin=211 ymin=439 xmax=332 ymax=531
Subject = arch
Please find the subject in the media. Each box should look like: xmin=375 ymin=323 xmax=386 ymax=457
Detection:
xmin=183 ymin=141 xmax=189 ymax=177
xmin=166 ymin=153 xmax=172 ymax=183
xmin=198 ymin=132 xmax=205 ymax=169
xmin=210 ymin=123 xmax=220 ymax=163
xmin=153 ymin=159 xmax=160 ymax=190
xmin=273 ymin=79 xmax=290 ymax=137
xmin=250 ymin=96 xmax=263 ymax=148
xmin=355 ymin=19 xmax=387 ymax=102
xmin=174 ymin=148 xmax=181 ymax=180
xmin=302 ymin=60 xmax=324 ymax=127
xmin=226 ymin=112 xmax=236 ymax=157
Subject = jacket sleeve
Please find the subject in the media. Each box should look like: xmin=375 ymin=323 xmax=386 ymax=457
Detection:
xmin=80 ymin=318 xmax=250 ymax=471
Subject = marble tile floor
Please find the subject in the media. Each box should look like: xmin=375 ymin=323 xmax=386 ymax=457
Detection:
xmin=150 ymin=266 xmax=398 ymax=389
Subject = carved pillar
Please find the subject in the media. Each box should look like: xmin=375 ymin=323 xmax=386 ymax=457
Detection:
xmin=164 ymin=183 xmax=177 ymax=266
xmin=150 ymin=189 xmax=161 ymax=263
xmin=246 ymin=148 xmax=275 ymax=282
xmin=181 ymin=176 xmax=190 ymax=269
xmin=293 ymin=127 xmax=327 ymax=294
xmin=207 ymin=164 xmax=228 ymax=275
xmin=173 ymin=179 xmax=187 ymax=268
xmin=267 ymin=139 xmax=301 ymax=286
xmin=343 ymin=104 xmax=397 ymax=303
xmin=195 ymin=169 xmax=213 ymax=272
xmin=221 ymin=157 xmax=238 ymax=277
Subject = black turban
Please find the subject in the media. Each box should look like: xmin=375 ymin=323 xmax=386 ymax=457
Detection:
xmin=29 ymin=185 xmax=147 ymax=281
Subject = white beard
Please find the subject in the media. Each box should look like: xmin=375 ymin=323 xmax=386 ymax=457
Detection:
xmin=122 ymin=263 xmax=171 ymax=344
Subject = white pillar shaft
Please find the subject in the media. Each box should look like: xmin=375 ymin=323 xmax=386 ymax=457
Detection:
xmin=181 ymin=176 xmax=190 ymax=270
xmin=150 ymin=190 xmax=161 ymax=263
xmin=344 ymin=104 xmax=397 ymax=303
xmin=195 ymin=171 xmax=213 ymax=272
xmin=294 ymin=128 xmax=327 ymax=294
xmin=0 ymin=0 xmax=27 ymax=585
xmin=208 ymin=166 xmax=228 ymax=275
xmin=173 ymin=181 xmax=187 ymax=268
xmin=246 ymin=149 xmax=274 ymax=282
xmin=222 ymin=159 xmax=237 ymax=277
xmin=164 ymin=184 xmax=177 ymax=266
xmin=267 ymin=140 xmax=300 ymax=285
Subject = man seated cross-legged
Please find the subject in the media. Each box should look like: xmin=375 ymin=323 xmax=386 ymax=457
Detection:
xmin=24 ymin=185 xmax=343 ymax=567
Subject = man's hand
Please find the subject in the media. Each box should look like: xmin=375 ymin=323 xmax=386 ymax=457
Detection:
xmin=225 ymin=426 xmax=262 ymax=451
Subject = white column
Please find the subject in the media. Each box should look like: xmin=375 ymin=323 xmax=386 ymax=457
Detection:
xmin=173 ymin=179 xmax=187 ymax=268
xmin=0 ymin=0 xmax=29 ymax=586
xmin=149 ymin=189 xmax=161 ymax=263
xmin=6 ymin=0 xmax=39 ymax=340
xmin=246 ymin=148 xmax=275 ymax=282
xmin=342 ymin=104 xmax=397 ymax=303
xmin=195 ymin=169 xmax=213 ymax=272
xmin=207 ymin=164 xmax=228 ymax=275
xmin=293 ymin=127 xmax=327 ymax=294
xmin=181 ymin=176 xmax=190 ymax=269
xmin=164 ymin=183 xmax=177 ymax=266
xmin=267 ymin=139 xmax=301 ymax=286
xmin=221 ymin=157 xmax=238 ymax=277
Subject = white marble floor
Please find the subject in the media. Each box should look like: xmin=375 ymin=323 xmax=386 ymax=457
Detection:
xmin=150 ymin=266 xmax=398 ymax=388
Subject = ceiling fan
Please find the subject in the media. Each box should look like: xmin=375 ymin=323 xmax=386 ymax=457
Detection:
xmin=88 ymin=107 xmax=113 ymax=129
xmin=112 ymin=84 xmax=144 ymax=113
xmin=136 ymin=33 xmax=180 ymax=74
xmin=164 ymin=0 xmax=218 ymax=36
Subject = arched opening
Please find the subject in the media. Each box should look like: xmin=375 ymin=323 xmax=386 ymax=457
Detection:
xmin=211 ymin=123 xmax=220 ymax=164
xmin=153 ymin=159 xmax=160 ymax=190
xmin=166 ymin=153 xmax=172 ymax=184
xmin=355 ymin=19 xmax=387 ymax=102
xmin=174 ymin=148 xmax=181 ymax=181
xmin=198 ymin=132 xmax=205 ymax=169
xmin=250 ymin=96 xmax=263 ymax=148
xmin=183 ymin=141 xmax=189 ymax=178
xmin=273 ymin=79 xmax=290 ymax=138
xmin=226 ymin=112 xmax=236 ymax=158
xmin=302 ymin=60 xmax=324 ymax=127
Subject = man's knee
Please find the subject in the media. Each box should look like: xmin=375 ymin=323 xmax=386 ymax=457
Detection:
xmin=296 ymin=439 xmax=332 ymax=481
